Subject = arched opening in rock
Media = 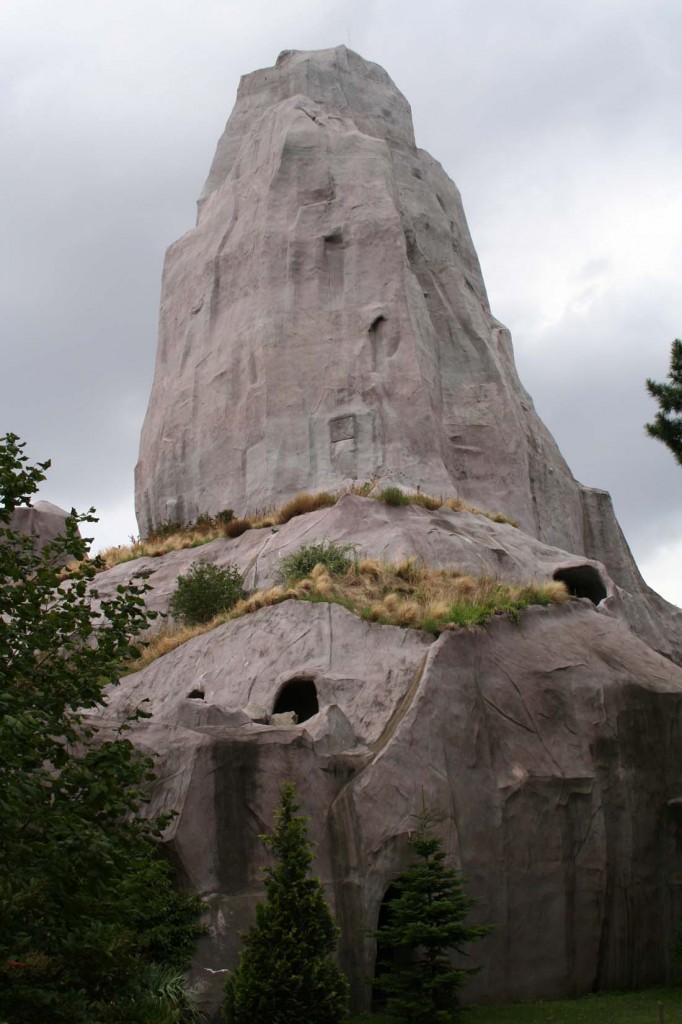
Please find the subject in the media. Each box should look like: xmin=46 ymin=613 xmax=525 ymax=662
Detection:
xmin=369 ymin=314 xmax=386 ymax=333
xmin=553 ymin=565 xmax=607 ymax=606
xmin=372 ymin=884 xmax=406 ymax=1010
xmin=187 ymin=688 xmax=205 ymax=700
xmin=272 ymin=678 xmax=319 ymax=723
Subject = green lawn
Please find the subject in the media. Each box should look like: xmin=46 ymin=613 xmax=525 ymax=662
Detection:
xmin=350 ymin=987 xmax=682 ymax=1024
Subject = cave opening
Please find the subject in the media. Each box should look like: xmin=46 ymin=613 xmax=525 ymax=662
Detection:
xmin=187 ymin=688 xmax=205 ymax=700
xmin=372 ymin=884 xmax=407 ymax=1010
xmin=553 ymin=565 xmax=607 ymax=605
xmin=272 ymin=677 xmax=319 ymax=723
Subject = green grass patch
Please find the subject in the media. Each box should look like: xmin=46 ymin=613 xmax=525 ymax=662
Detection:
xmin=377 ymin=485 xmax=411 ymax=506
xmin=350 ymin=987 xmax=682 ymax=1024
xmin=462 ymin=987 xmax=682 ymax=1024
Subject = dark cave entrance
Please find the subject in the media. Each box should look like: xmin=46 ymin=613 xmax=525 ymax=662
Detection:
xmin=553 ymin=565 xmax=607 ymax=605
xmin=272 ymin=677 xmax=319 ymax=723
xmin=372 ymin=884 xmax=406 ymax=1010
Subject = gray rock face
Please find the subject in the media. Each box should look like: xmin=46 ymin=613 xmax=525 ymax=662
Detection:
xmin=10 ymin=500 xmax=76 ymax=562
xmin=99 ymin=596 xmax=682 ymax=1015
xmin=134 ymin=45 xmax=632 ymax=586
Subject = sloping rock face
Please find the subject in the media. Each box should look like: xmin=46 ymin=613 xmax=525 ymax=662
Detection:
xmin=99 ymin=495 xmax=682 ymax=664
xmin=101 ymin=594 xmax=682 ymax=1016
xmin=135 ymin=46 xmax=636 ymax=590
xmin=93 ymin=499 xmax=682 ymax=1017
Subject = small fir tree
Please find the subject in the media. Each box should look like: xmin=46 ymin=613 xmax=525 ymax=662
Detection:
xmin=645 ymin=338 xmax=682 ymax=466
xmin=222 ymin=781 xmax=348 ymax=1024
xmin=372 ymin=812 xmax=491 ymax=1024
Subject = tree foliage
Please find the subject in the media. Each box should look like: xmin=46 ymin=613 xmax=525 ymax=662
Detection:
xmin=0 ymin=433 xmax=203 ymax=1024
xmin=372 ymin=813 xmax=491 ymax=1023
xmin=645 ymin=338 xmax=682 ymax=466
xmin=222 ymin=781 xmax=348 ymax=1024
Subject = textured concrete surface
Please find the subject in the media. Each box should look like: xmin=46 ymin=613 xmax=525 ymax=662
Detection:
xmin=123 ymin=46 xmax=682 ymax=1018
xmin=97 ymin=596 xmax=682 ymax=1015
xmin=135 ymin=46 xmax=642 ymax=596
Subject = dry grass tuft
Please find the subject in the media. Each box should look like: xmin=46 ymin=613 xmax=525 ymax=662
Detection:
xmin=275 ymin=491 xmax=338 ymax=525
xmin=221 ymin=517 xmax=251 ymax=538
xmin=98 ymin=485 xmax=518 ymax=572
xmin=410 ymin=493 xmax=444 ymax=511
xmin=129 ymin=620 xmax=226 ymax=671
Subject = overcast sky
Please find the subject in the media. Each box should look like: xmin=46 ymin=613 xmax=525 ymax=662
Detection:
xmin=1 ymin=0 xmax=680 ymax=604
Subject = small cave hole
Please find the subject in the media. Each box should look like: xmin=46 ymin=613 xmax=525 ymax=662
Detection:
xmin=187 ymin=688 xmax=205 ymax=700
xmin=553 ymin=565 xmax=607 ymax=606
xmin=272 ymin=677 xmax=319 ymax=723
xmin=369 ymin=314 xmax=386 ymax=333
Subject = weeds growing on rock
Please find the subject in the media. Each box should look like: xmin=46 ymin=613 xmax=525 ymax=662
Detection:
xmin=129 ymin=558 xmax=570 ymax=672
xmin=277 ymin=540 xmax=355 ymax=583
xmin=377 ymin=486 xmax=411 ymax=506
xmin=98 ymin=487 xmax=517 ymax=572
xmin=274 ymin=490 xmax=339 ymax=525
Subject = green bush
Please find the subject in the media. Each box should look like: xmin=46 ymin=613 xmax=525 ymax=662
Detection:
xmin=215 ymin=508 xmax=235 ymax=527
xmin=377 ymin=486 xmax=410 ymax=506
xmin=170 ymin=560 xmax=245 ymax=624
xmin=277 ymin=540 xmax=355 ymax=583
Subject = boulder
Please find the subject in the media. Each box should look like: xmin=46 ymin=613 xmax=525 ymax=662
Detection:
xmin=10 ymin=500 xmax=77 ymax=563
xmin=269 ymin=711 xmax=299 ymax=727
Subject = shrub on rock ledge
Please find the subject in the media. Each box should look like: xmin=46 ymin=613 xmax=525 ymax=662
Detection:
xmin=277 ymin=540 xmax=355 ymax=584
xmin=170 ymin=560 xmax=245 ymax=625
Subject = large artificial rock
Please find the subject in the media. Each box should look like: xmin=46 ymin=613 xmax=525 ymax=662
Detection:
xmin=99 ymin=595 xmax=682 ymax=1015
xmin=120 ymin=45 xmax=682 ymax=1019
xmin=135 ymin=46 xmax=638 ymax=599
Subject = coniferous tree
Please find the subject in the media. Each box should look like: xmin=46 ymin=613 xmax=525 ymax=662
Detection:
xmin=372 ymin=813 xmax=491 ymax=1024
xmin=222 ymin=781 xmax=348 ymax=1024
xmin=0 ymin=434 xmax=203 ymax=1024
xmin=645 ymin=338 xmax=682 ymax=465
